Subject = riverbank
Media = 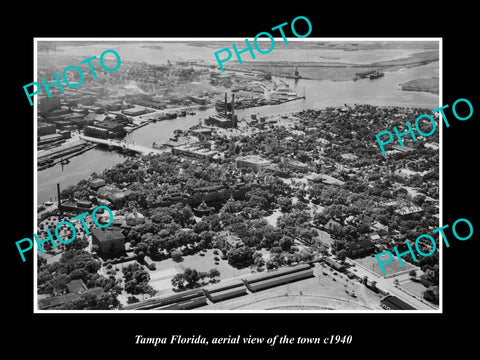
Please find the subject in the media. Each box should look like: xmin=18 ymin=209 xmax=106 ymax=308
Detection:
xmin=224 ymin=51 xmax=439 ymax=81
xmin=399 ymin=77 xmax=439 ymax=94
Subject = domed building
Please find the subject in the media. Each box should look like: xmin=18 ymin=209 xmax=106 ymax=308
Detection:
xmin=125 ymin=209 xmax=145 ymax=226
xmin=193 ymin=199 xmax=214 ymax=217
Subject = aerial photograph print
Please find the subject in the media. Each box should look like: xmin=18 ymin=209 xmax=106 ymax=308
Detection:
xmin=33 ymin=39 xmax=441 ymax=312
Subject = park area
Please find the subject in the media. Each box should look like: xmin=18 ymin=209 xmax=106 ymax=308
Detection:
xmin=353 ymin=253 xmax=417 ymax=277
xmin=147 ymin=249 xmax=255 ymax=293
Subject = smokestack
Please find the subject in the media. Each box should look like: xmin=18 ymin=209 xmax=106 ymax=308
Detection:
xmin=57 ymin=183 xmax=63 ymax=216
xmin=224 ymin=92 xmax=227 ymax=116
xmin=231 ymin=93 xmax=235 ymax=127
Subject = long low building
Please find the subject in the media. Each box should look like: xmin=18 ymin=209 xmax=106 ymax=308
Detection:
xmin=124 ymin=288 xmax=205 ymax=310
xmin=208 ymin=287 xmax=247 ymax=303
xmin=246 ymin=269 xmax=314 ymax=292
xmin=153 ymin=296 xmax=208 ymax=310
xmin=204 ymin=278 xmax=247 ymax=303
xmin=242 ymin=263 xmax=312 ymax=284
xmin=171 ymin=143 xmax=219 ymax=160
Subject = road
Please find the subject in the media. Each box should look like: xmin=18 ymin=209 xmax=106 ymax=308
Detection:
xmin=345 ymin=258 xmax=438 ymax=310
xmin=79 ymin=135 xmax=169 ymax=156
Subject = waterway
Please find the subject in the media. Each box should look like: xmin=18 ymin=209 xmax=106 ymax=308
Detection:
xmin=37 ymin=42 xmax=439 ymax=204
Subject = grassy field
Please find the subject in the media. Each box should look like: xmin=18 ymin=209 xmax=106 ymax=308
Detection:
xmin=399 ymin=280 xmax=427 ymax=298
xmin=399 ymin=77 xmax=439 ymax=94
xmin=147 ymin=249 xmax=254 ymax=293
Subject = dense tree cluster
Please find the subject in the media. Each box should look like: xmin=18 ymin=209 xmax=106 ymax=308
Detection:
xmin=59 ymin=290 xmax=121 ymax=310
xmin=121 ymin=263 xmax=156 ymax=296
xmin=37 ymin=249 xmax=123 ymax=309
xmin=38 ymin=250 xmax=103 ymax=295
xmin=171 ymin=267 xmax=220 ymax=290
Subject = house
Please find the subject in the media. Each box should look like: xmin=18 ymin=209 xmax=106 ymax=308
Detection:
xmin=38 ymin=281 xmax=102 ymax=310
xmin=91 ymin=227 xmax=126 ymax=259
xmin=66 ymin=279 xmax=88 ymax=294
xmin=325 ymin=219 xmax=341 ymax=232
xmin=369 ymin=233 xmax=381 ymax=242
xmin=215 ymin=231 xmax=244 ymax=252
xmin=371 ymin=221 xmax=388 ymax=233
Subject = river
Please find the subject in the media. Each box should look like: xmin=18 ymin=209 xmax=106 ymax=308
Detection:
xmin=37 ymin=42 xmax=439 ymax=204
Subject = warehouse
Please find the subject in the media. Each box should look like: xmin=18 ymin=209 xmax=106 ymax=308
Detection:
xmin=380 ymin=295 xmax=416 ymax=310
xmin=208 ymin=287 xmax=247 ymax=303
xmin=242 ymin=263 xmax=312 ymax=284
xmin=124 ymin=288 xmax=205 ymax=310
xmin=247 ymin=269 xmax=314 ymax=292
xmin=204 ymin=279 xmax=247 ymax=303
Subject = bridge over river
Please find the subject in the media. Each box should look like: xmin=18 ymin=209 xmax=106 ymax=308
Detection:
xmin=79 ymin=135 xmax=168 ymax=156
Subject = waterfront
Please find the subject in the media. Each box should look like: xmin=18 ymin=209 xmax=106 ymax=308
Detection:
xmin=37 ymin=42 xmax=438 ymax=204
xmin=37 ymin=148 xmax=128 ymax=204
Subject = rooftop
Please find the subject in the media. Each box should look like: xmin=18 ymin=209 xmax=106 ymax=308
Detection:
xmin=236 ymin=155 xmax=270 ymax=165
xmin=381 ymin=295 xmax=416 ymax=310
xmin=91 ymin=227 xmax=125 ymax=243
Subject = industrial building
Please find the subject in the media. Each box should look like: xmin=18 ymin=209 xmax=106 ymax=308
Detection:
xmin=89 ymin=178 xmax=106 ymax=189
xmin=205 ymin=115 xmax=234 ymax=129
xmin=206 ymin=93 xmax=237 ymax=128
xmin=122 ymin=107 xmax=147 ymax=116
xmin=83 ymin=125 xmax=110 ymax=139
xmin=204 ymin=279 xmax=247 ymax=303
xmin=235 ymin=155 xmax=271 ymax=171
xmin=83 ymin=119 xmax=126 ymax=139
xmin=38 ymin=123 xmax=57 ymax=136
xmin=245 ymin=269 xmax=314 ymax=292
xmin=171 ymin=143 xmax=218 ymax=160
xmin=60 ymin=199 xmax=95 ymax=213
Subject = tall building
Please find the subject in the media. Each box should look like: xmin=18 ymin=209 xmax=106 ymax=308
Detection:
xmin=235 ymin=155 xmax=271 ymax=171
xmin=211 ymin=93 xmax=237 ymax=128
xmin=39 ymin=96 xmax=61 ymax=114
xmin=91 ymin=227 xmax=126 ymax=259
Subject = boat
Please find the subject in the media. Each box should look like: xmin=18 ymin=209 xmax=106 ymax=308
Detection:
xmin=367 ymin=70 xmax=384 ymax=80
